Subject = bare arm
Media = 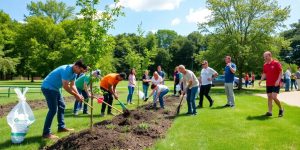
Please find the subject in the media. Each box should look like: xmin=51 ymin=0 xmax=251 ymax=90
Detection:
xmin=258 ymin=73 xmax=266 ymax=86
xmin=275 ymin=73 xmax=282 ymax=86
xmin=62 ymin=80 xmax=83 ymax=101
xmin=83 ymin=82 xmax=91 ymax=97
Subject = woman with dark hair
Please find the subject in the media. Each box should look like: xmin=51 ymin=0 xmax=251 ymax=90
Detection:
xmin=127 ymin=68 xmax=136 ymax=104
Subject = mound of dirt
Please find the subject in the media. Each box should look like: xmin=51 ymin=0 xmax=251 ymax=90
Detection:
xmin=44 ymin=96 xmax=181 ymax=150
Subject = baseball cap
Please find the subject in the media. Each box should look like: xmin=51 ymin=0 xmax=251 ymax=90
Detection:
xmin=93 ymin=69 xmax=101 ymax=78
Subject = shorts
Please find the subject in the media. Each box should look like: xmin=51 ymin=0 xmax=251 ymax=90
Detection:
xmin=266 ymin=86 xmax=280 ymax=94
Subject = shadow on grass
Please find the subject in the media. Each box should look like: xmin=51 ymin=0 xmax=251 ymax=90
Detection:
xmin=211 ymin=106 xmax=228 ymax=110
xmin=0 ymin=135 xmax=47 ymax=149
xmin=246 ymin=115 xmax=272 ymax=121
xmin=210 ymin=87 xmax=265 ymax=95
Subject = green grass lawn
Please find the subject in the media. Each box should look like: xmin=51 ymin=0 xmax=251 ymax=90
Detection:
xmin=1 ymin=80 xmax=299 ymax=150
xmin=154 ymin=92 xmax=300 ymax=150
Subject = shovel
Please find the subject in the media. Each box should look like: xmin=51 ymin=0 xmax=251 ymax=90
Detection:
xmin=176 ymin=94 xmax=185 ymax=115
xmin=115 ymin=99 xmax=130 ymax=117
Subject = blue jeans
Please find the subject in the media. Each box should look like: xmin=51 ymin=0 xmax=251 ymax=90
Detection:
xmin=285 ymin=79 xmax=291 ymax=91
xmin=73 ymin=89 xmax=89 ymax=113
xmin=143 ymin=84 xmax=149 ymax=99
xmin=186 ymin=86 xmax=198 ymax=114
xmin=127 ymin=86 xmax=135 ymax=103
xmin=154 ymin=89 xmax=169 ymax=108
xmin=42 ymin=88 xmax=65 ymax=135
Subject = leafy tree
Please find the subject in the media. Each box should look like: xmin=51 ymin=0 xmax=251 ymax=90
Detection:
xmin=199 ymin=0 xmax=290 ymax=89
xmin=0 ymin=11 xmax=19 ymax=79
xmin=156 ymin=29 xmax=178 ymax=49
xmin=281 ymin=21 xmax=300 ymax=66
xmin=27 ymin=0 xmax=75 ymax=23
xmin=75 ymin=0 xmax=123 ymax=129
xmin=15 ymin=16 xmax=67 ymax=81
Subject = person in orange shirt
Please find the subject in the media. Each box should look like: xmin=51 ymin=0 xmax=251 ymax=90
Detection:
xmin=100 ymin=73 xmax=126 ymax=117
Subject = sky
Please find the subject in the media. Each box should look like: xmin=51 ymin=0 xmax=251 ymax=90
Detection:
xmin=0 ymin=0 xmax=299 ymax=36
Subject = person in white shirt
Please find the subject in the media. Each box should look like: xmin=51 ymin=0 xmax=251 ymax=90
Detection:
xmin=145 ymin=84 xmax=169 ymax=109
xmin=151 ymin=71 xmax=163 ymax=101
xmin=179 ymin=65 xmax=199 ymax=115
xmin=284 ymin=68 xmax=291 ymax=92
xmin=198 ymin=61 xmax=218 ymax=108
xmin=151 ymin=71 xmax=163 ymax=85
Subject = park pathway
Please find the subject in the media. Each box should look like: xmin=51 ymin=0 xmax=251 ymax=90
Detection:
xmin=256 ymin=91 xmax=300 ymax=107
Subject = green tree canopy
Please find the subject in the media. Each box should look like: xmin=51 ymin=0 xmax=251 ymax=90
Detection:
xmin=199 ymin=0 xmax=290 ymax=89
xmin=27 ymin=0 xmax=75 ymax=23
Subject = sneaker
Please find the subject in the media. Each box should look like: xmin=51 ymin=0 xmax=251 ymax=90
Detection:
xmin=230 ymin=105 xmax=235 ymax=108
xmin=42 ymin=134 xmax=59 ymax=139
xmin=58 ymin=128 xmax=74 ymax=133
xmin=265 ymin=112 xmax=273 ymax=116
xmin=210 ymin=101 xmax=214 ymax=107
xmin=100 ymin=112 xmax=105 ymax=117
xmin=224 ymin=104 xmax=230 ymax=107
xmin=130 ymin=102 xmax=135 ymax=104
xmin=193 ymin=112 xmax=197 ymax=115
xmin=278 ymin=109 xmax=284 ymax=117
xmin=74 ymin=112 xmax=78 ymax=116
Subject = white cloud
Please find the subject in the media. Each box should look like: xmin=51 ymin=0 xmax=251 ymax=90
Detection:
xmin=117 ymin=0 xmax=183 ymax=11
xmin=186 ymin=8 xmax=212 ymax=24
xmin=18 ymin=20 xmax=27 ymax=24
xmin=171 ymin=18 xmax=181 ymax=26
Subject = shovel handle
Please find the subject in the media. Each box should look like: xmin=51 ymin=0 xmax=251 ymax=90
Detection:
xmin=82 ymin=100 xmax=94 ymax=109
xmin=93 ymin=96 xmax=123 ymax=113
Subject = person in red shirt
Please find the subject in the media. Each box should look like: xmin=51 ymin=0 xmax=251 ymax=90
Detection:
xmin=259 ymin=51 xmax=284 ymax=117
xmin=244 ymin=73 xmax=249 ymax=88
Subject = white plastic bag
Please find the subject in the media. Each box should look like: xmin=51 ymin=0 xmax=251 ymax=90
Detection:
xmin=138 ymin=90 xmax=145 ymax=99
xmin=7 ymin=88 xmax=35 ymax=144
xmin=175 ymin=84 xmax=181 ymax=92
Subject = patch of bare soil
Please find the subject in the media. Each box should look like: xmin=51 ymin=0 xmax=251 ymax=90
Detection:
xmin=0 ymin=96 xmax=74 ymax=118
xmin=44 ymin=96 xmax=180 ymax=150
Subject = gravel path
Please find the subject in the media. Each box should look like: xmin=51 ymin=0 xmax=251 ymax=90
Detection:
xmin=256 ymin=91 xmax=300 ymax=107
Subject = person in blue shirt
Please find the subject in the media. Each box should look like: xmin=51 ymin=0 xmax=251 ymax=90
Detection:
xmin=41 ymin=60 xmax=87 ymax=139
xmin=224 ymin=56 xmax=237 ymax=107
xmin=157 ymin=65 xmax=166 ymax=84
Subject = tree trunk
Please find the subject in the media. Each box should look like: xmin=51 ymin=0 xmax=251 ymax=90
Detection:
xmin=90 ymin=72 xmax=94 ymax=131
xmin=31 ymin=74 xmax=34 ymax=82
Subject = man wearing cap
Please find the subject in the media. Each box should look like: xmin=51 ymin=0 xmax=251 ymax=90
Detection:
xmin=198 ymin=60 xmax=218 ymax=108
xmin=73 ymin=70 xmax=101 ymax=116
xmin=41 ymin=60 xmax=87 ymax=139
xmin=100 ymin=73 xmax=126 ymax=117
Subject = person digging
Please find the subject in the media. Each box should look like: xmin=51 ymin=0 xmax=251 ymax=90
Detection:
xmin=99 ymin=73 xmax=126 ymax=117
xmin=73 ymin=69 xmax=101 ymax=116
xmin=145 ymin=84 xmax=169 ymax=109
xmin=41 ymin=60 xmax=87 ymax=139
